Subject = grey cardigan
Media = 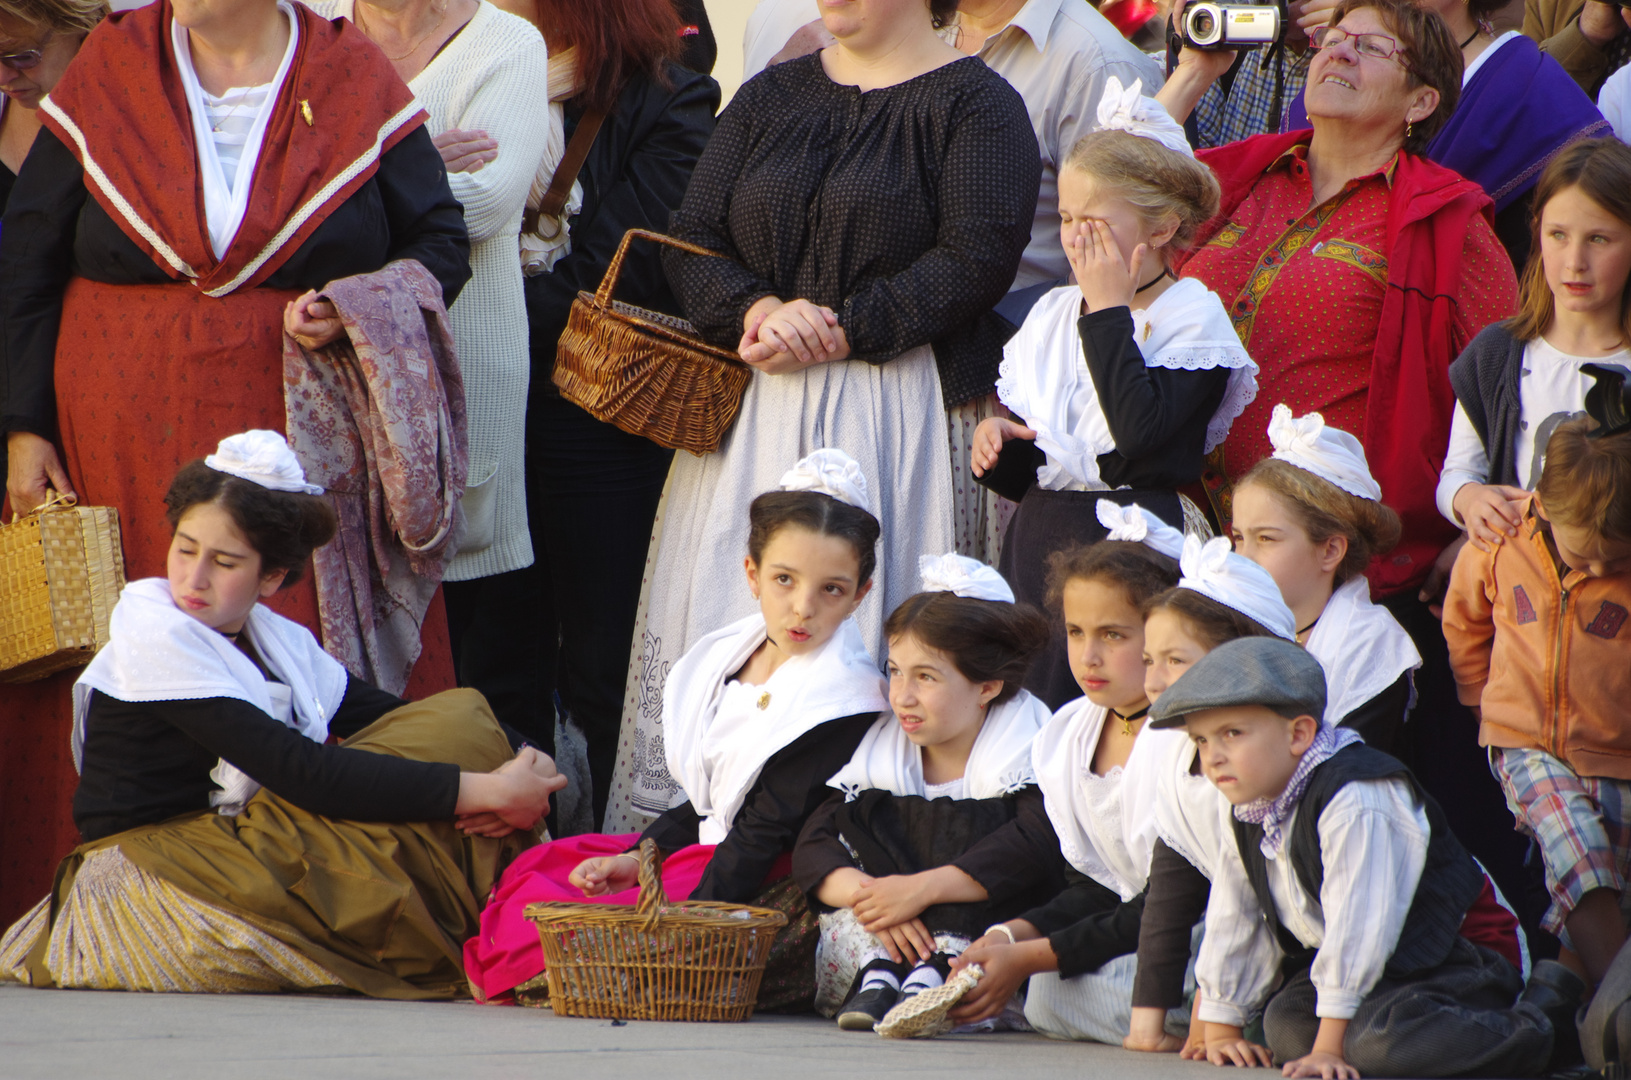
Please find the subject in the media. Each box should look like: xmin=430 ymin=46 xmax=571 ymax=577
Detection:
xmin=1446 ymin=323 xmax=1527 ymax=488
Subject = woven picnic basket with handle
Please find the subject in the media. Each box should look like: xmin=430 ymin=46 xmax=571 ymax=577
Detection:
xmin=553 ymin=228 xmax=750 ymax=456
xmin=522 ymin=838 xmax=787 ymax=1021
xmin=0 ymin=492 xmax=125 ymax=683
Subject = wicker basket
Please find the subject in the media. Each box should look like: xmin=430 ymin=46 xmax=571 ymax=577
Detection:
xmin=554 ymin=229 xmax=750 ymax=456
xmin=522 ymin=839 xmax=787 ymax=1021
xmin=0 ymin=493 xmax=126 ymax=683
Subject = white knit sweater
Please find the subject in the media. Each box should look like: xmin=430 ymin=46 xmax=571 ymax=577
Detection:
xmin=306 ymin=0 xmax=555 ymax=579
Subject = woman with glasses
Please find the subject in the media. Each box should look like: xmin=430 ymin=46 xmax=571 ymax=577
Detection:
xmin=0 ymin=0 xmax=470 ymax=929
xmin=0 ymin=0 xmax=102 ymax=218
xmin=1162 ymin=0 xmax=1545 ymax=963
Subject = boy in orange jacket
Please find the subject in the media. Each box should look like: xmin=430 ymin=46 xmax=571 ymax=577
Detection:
xmin=1445 ymin=383 xmax=1631 ymax=991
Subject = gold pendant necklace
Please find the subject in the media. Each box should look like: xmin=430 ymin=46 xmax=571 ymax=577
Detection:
xmin=357 ymin=0 xmax=449 ymax=62
xmin=1110 ymin=704 xmax=1151 ymax=737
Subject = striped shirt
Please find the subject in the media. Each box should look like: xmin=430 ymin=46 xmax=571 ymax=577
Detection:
xmin=199 ymin=83 xmax=272 ymax=190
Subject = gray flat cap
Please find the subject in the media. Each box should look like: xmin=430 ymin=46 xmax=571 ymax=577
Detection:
xmin=1148 ymin=636 xmax=1327 ymax=729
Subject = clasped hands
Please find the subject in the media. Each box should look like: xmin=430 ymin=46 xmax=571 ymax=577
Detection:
xmin=739 ymin=295 xmax=851 ymax=375
xmin=453 ymin=746 xmax=569 ymax=838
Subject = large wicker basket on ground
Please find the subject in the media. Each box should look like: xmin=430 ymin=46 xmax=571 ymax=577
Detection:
xmin=0 ymin=493 xmax=125 ymax=683
xmin=522 ymin=839 xmax=787 ymax=1021
xmin=553 ymin=228 xmax=750 ymax=455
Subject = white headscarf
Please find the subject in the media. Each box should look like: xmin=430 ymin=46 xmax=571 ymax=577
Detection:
xmin=204 ymin=430 xmax=323 ymax=495
xmin=778 ymin=448 xmax=872 ymax=513
xmin=72 ymin=578 xmax=349 ymax=815
xmin=1267 ymin=404 xmax=1383 ymax=501
xmin=1096 ymin=500 xmax=1186 ymax=561
xmin=1095 ymin=76 xmax=1195 ymax=157
xmin=917 ymin=552 xmax=1014 ymax=603
xmin=1178 ymin=535 xmax=1297 ymax=640
xmin=663 ymin=612 xmax=887 ymax=844
xmin=827 ymin=689 xmax=1051 ymax=801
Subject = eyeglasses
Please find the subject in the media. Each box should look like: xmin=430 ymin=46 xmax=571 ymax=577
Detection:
xmin=1310 ymin=24 xmax=1403 ymax=61
xmin=0 ymin=31 xmax=53 ymax=71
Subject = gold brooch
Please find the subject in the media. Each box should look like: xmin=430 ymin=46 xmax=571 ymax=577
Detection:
xmin=300 ymin=99 xmax=314 ymax=127
xmin=757 ymin=692 xmax=771 ymax=711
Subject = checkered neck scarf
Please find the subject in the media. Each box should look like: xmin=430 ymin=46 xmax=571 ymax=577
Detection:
xmin=1234 ymin=724 xmax=1363 ymax=858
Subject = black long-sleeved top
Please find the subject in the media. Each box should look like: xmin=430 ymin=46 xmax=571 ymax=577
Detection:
xmin=1 ymin=124 xmax=470 ymax=438
xmin=662 ymin=53 xmax=1040 ymax=407
xmin=639 ymin=710 xmax=876 ymax=904
xmin=72 ymin=676 xmax=460 ymax=842
xmin=526 ymin=61 xmax=718 ymax=390
xmin=1131 ymin=839 xmax=1211 ymax=1008
xmin=977 ymin=305 xmax=1231 ymax=503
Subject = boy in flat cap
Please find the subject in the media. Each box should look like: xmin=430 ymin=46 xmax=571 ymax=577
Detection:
xmin=1150 ymin=637 xmax=1557 ymax=1078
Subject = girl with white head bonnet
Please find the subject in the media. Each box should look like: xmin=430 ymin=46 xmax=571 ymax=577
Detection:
xmin=971 ymin=76 xmax=1257 ymax=709
xmin=2 ymin=431 xmax=564 ymax=997
xmin=466 ymin=449 xmax=891 ymax=1009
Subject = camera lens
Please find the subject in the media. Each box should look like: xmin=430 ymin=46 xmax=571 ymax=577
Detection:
xmin=1188 ymin=7 xmax=1218 ymax=42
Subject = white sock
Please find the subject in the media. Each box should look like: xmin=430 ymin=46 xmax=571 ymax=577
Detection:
xmin=859 ymin=967 xmax=901 ymax=994
xmin=901 ymin=963 xmax=945 ymax=995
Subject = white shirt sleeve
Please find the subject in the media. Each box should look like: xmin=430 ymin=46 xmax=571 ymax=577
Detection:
xmin=1601 ymin=63 xmax=1631 ymax=142
xmin=1196 ymin=831 xmax=1284 ymax=1027
xmin=1310 ymin=779 xmax=1430 ymax=1019
xmin=1436 ymin=402 xmax=1491 ymax=527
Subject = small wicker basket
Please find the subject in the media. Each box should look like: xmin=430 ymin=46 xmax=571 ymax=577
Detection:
xmin=0 ymin=493 xmax=125 ymax=683
xmin=522 ymin=839 xmax=787 ymax=1021
xmin=553 ymin=229 xmax=750 ymax=456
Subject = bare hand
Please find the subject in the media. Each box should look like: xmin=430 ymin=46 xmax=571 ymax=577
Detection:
xmin=458 ymin=746 xmax=567 ymax=835
xmin=1208 ymin=1035 xmax=1276 ymax=1067
xmin=5 ymin=431 xmax=74 ymax=521
xmin=851 ymin=874 xmax=932 ymax=931
xmin=1579 ymin=0 xmax=1631 ymax=47
xmin=1282 ymin=1050 xmax=1360 ymax=1078
xmin=1417 ymin=532 xmax=1469 ymax=617
xmin=767 ymin=18 xmax=834 ymax=66
xmin=873 ymin=918 xmax=936 ymax=964
xmin=1067 ymin=219 xmax=1148 ymax=314
xmin=1451 ymin=483 xmax=1526 ymax=551
xmin=971 ymin=416 xmax=1037 ymax=476
xmin=284 ymin=290 xmax=345 ymax=351
xmin=1124 ymin=1005 xmax=1184 ymax=1052
xmin=432 ymin=127 xmax=498 ymax=173
xmin=568 ymin=854 xmax=640 ymax=897
xmin=1180 ymin=996 xmax=1210 ymax=1059
xmin=946 ymin=941 xmax=1039 ymax=1023
xmin=1289 ymin=0 xmax=1341 ymax=41
xmin=739 ymin=298 xmax=845 ymax=365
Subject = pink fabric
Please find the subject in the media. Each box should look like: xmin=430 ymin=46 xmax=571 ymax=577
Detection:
xmin=284 ymin=259 xmax=469 ymax=693
xmin=463 ymin=832 xmax=718 ymax=1002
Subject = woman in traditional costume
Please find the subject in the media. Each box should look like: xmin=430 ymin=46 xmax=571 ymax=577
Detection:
xmin=0 ymin=0 xmax=469 ymax=926
xmin=464 ymin=450 xmax=890 ymax=1008
xmin=0 ymin=432 xmax=565 ymax=998
xmin=607 ymin=0 xmax=1040 ymax=828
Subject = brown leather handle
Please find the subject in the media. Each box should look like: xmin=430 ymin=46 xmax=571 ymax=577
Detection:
xmin=593 ymin=228 xmax=728 ymax=307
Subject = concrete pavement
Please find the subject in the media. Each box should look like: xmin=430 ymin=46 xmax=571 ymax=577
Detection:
xmin=0 ymin=983 xmax=1213 ymax=1080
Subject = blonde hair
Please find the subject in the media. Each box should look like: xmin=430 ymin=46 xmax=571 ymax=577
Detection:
xmin=0 ymin=0 xmax=107 ymax=36
xmin=1236 ymin=458 xmax=1401 ymax=584
xmin=1507 ymin=138 xmax=1631 ymax=346
xmin=1535 ymin=417 xmax=1631 ymax=545
xmin=1062 ymin=129 xmax=1221 ymax=252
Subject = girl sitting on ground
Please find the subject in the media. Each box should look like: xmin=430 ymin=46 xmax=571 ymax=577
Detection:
xmin=971 ymin=76 xmax=1256 ymax=708
xmin=793 ymin=555 xmax=1052 ymax=1031
xmin=1231 ymin=406 xmax=1421 ymax=751
xmin=946 ymin=505 xmax=1187 ymax=1044
xmin=465 ymin=449 xmax=890 ymax=1007
xmin=0 ymin=431 xmax=564 ymax=998
xmin=1439 ymin=137 xmax=1631 ymax=554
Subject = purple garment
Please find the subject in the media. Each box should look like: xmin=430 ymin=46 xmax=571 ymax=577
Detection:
xmin=1283 ymin=35 xmax=1608 ymax=212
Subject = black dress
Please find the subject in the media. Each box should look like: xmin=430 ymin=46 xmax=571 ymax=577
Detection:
xmin=663 ymin=53 xmax=1041 ymax=407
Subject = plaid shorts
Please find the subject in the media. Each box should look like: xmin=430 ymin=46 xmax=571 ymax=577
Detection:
xmin=1491 ymin=746 xmax=1631 ymax=937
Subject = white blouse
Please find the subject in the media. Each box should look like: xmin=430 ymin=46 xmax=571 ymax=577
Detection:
xmin=1195 ymin=777 xmax=1430 ymax=1024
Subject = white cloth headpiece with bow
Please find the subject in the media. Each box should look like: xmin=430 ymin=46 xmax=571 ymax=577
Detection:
xmin=777 ymin=448 xmax=873 ymax=514
xmin=1096 ymin=500 xmax=1186 ymax=561
xmin=918 ymin=552 xmax=1015 ymax=603
xmin=1177 ymin=535 xmax=1297 ymax=640
xmin=205 ymin=430 xmax=323 ymax=495
xmin=1267 ymin=404 xmax=1383 ymax=500
xmin=1095 ymin=76 xmax=1195 ymax=158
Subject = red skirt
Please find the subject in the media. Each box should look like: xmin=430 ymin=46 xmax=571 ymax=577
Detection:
xmin=0 ymin=278 xmax=455 ymax=925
